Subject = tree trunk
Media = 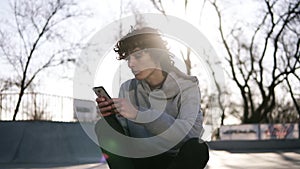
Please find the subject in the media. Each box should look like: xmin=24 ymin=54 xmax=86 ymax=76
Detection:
xmin=13 ymin=88 xmax=25 ymax=121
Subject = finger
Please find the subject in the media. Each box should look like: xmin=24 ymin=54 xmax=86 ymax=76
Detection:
xmin=101 ymin=108 xmax=119 ymax=116
xmin=101 ymin=112 xmax=113 ymax=117
xmin=112 ymin=109 xmax=120 ymax=114
xmin=111 ymin=101 xmax=122 ymax=111
xmin=100 ymin=105 xmax=114 ymax=113
xmin=98 ymin=100 xmax=114 ymax=108
xmin=96 ymin=97 xmax=106 ymax=103
xmin=112 ymin=98 xmax=121 ymax=103
xmin=98 ymin=101 xmax=109 ymax=108
xmin=112 ymin=98 xmax=125 ymax=107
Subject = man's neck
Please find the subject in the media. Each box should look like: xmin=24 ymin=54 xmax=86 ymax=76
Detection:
xmin=146 ymin=69 xmax=166 ymax=89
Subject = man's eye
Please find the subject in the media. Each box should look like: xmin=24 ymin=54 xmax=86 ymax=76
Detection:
xmin=134 ymin=54 xmax=142 ymax=59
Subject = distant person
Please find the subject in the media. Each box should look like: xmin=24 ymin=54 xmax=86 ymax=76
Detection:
xmin=95 ymin=26 xmax=209 ymax=169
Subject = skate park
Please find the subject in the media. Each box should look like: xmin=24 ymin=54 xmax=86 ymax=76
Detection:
xmin=1 ymin=121 xmax=300 ymax=169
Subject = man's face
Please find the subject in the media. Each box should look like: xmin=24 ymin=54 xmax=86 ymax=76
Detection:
xmin=126 ymin=48 xmax=158 ymax=80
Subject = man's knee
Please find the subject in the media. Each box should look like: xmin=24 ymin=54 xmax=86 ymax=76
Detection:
xmin=179 ymin=138 xmax=209 ymax=167
xmin=181 ymin=138 xmax=208 ymax=154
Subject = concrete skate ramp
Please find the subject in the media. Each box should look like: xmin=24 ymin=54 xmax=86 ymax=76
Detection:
xmin=0 ymin=121 xmax=101 ymax=163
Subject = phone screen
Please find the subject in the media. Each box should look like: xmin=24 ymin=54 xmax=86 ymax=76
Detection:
xmin=93 ymin=86 xmax=111 ymax=99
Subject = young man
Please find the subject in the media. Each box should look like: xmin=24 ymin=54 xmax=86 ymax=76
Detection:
xmin=95 ymin=27 xmax=209 ymax=169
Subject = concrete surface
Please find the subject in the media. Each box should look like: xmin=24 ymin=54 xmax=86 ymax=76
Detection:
xmin=206 ymin=149 xmax=300 ymax=169
xmin=0 ymin=121 xmax=101 ymax=164
xmin=1 ymin=149 xmax=299 ymax=169
xmin=1 ymin=121 xmax=300 ymax=169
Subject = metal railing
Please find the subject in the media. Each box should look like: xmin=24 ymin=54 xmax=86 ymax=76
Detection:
xmin=0 ymin=92 xmax=75 ymax=122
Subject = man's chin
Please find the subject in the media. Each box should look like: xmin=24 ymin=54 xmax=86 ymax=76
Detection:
xmin=134 ymin=76 xmax=142 ymax=80
xmin=134 ymin=74 xmax=144 ymax=80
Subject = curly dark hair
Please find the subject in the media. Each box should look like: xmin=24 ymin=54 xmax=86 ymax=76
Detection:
xmin=114 ymin=27 xmax=175 ymax=72
xmin=114 ymin=27 xmax=168 ymax=59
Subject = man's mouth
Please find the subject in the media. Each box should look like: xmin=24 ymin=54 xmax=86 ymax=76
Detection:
xmin=132 ymin=70 xmax=140 ymax=75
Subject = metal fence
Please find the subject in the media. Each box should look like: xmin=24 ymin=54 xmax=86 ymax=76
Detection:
xmin=0 ymin=92 xmax=75 ymax=122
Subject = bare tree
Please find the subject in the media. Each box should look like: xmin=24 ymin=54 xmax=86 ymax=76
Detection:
xmin=149 ymin=0 xmax=166 ymax=15
xmin=151 ymin=0 xmax=299 ymax=124
xmin=0 ymin=78 xmax=13 ymax=93
xmin=210 ymin=0 xmax=300 ymax=123
xmin=0 ymin=0 xmax=89 ymax=121
xmin=26 ymin=92 xmax=51 ymax=121
xmin=180 ymin=47 xmax=192 ymax=76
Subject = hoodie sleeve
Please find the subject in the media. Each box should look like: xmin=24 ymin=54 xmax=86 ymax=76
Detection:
xmin=134 ymin=79 xmax=203 ymax=143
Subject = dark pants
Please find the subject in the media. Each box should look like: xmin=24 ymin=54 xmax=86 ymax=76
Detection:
xmin=95 ymin=116 xmax=209 ymax=169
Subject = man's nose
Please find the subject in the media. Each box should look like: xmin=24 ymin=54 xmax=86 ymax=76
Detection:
xmin=128 ymin=57 xmax=135 ymax=68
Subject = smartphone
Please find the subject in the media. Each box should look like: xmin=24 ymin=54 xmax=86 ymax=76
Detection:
xmin=93 ymin=86 xmax=111 ymax=99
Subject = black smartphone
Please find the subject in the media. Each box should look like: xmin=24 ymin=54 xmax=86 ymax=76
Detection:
xmin=93 ymin=86 xmax=111 ymax=99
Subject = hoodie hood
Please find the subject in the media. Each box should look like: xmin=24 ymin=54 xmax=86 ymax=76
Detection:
xmin=138 ymin=69 xmax=199 ymax=100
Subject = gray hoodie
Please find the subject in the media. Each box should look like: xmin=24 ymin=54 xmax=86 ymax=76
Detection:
xmin=116 ymin=70 xmax=204 ymax=153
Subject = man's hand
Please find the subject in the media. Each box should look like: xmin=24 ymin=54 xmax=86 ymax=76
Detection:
xmin=112 ymin=98 xmax=138 ymax=119
xmin=96 ymin=96 xmax=116 ymax=117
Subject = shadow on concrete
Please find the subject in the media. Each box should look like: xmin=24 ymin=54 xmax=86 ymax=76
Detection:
xmin=0 ymin=121 xmax=102 ymax=165
xmin=0 ymin=162 xmax=103 ymax=169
